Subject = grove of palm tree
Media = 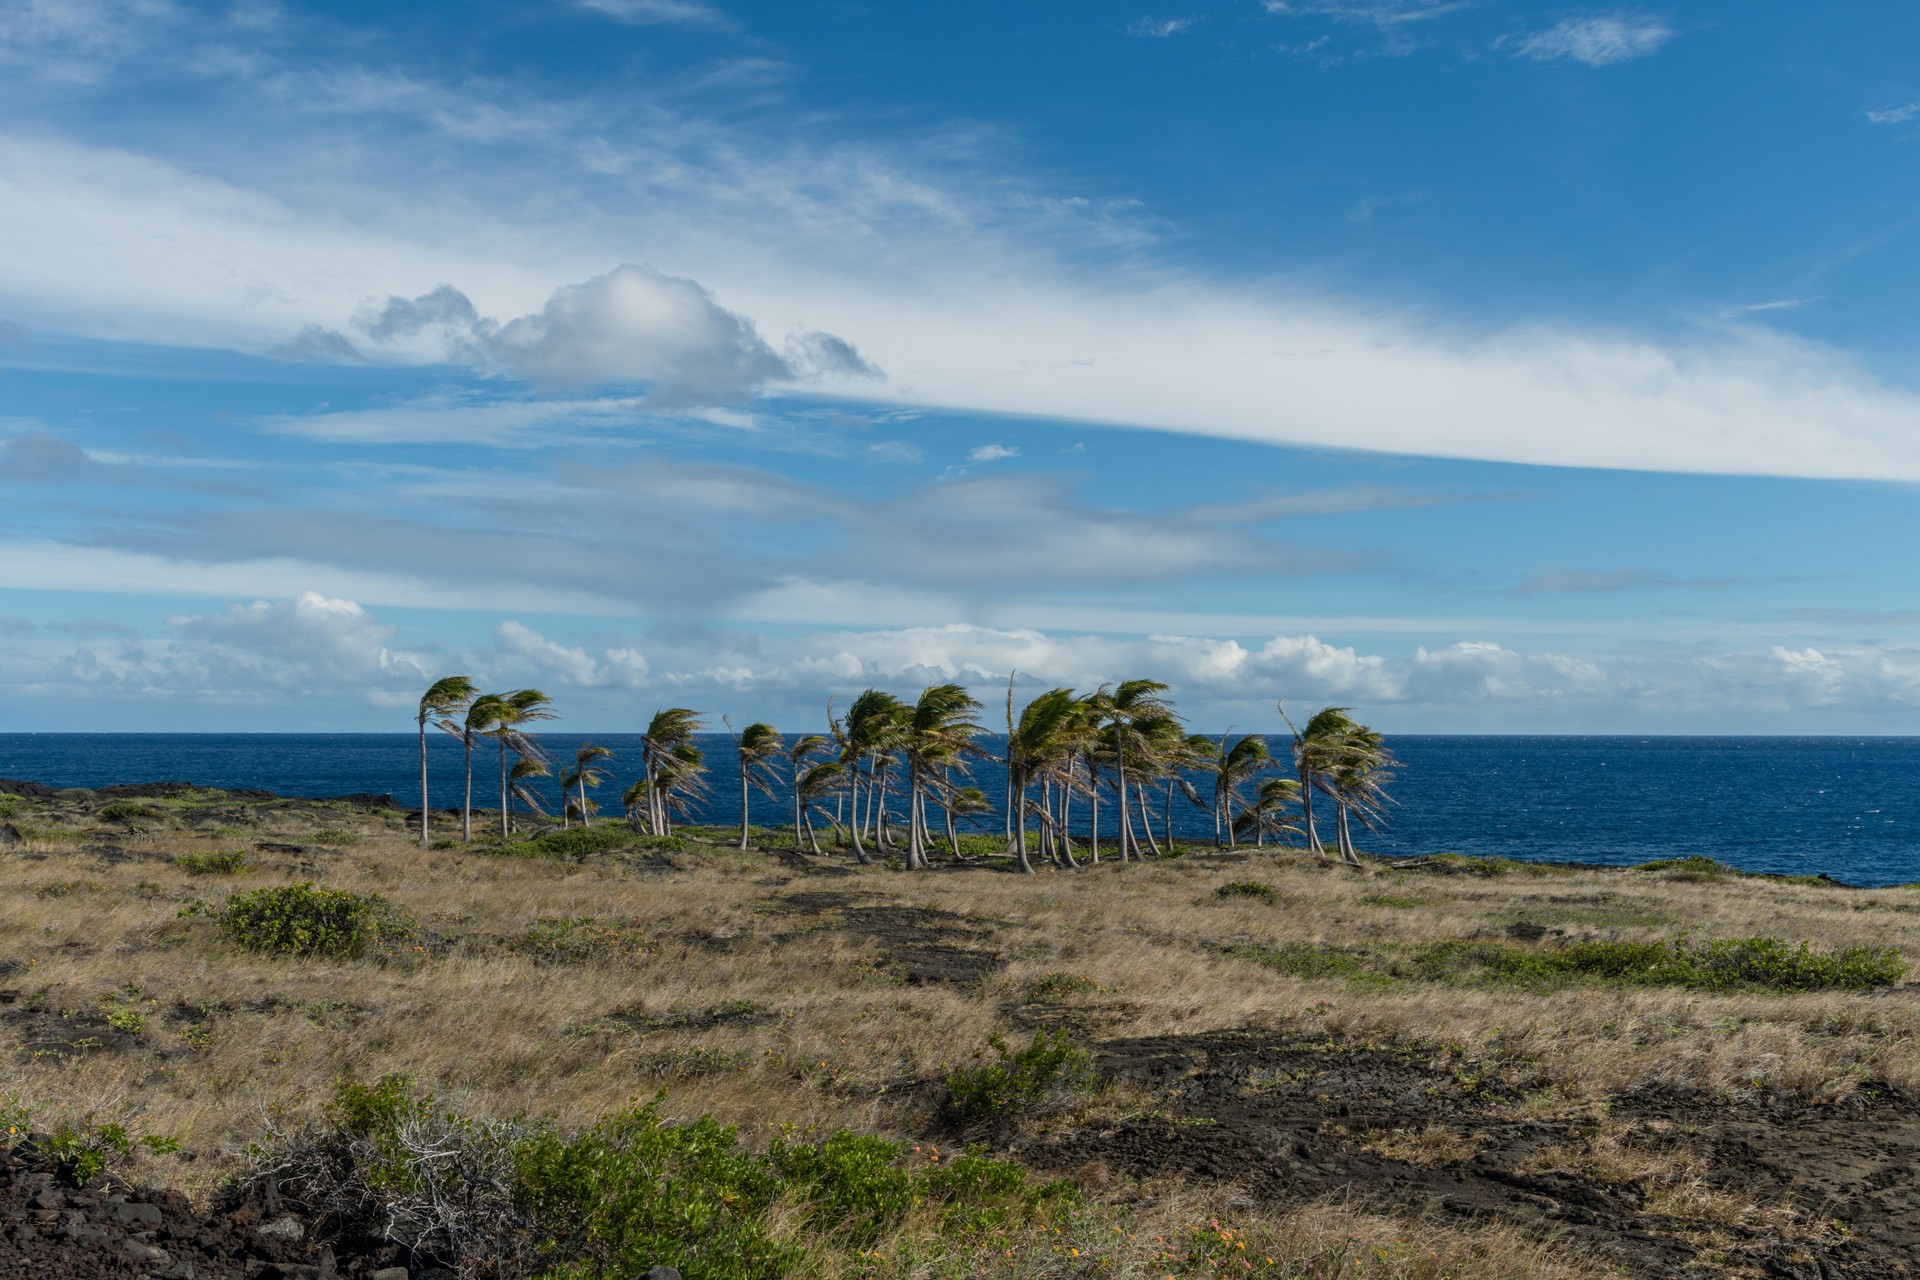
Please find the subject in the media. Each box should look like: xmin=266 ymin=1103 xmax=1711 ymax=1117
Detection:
xmin=412 ymin=675 xmax=1397 ymax=870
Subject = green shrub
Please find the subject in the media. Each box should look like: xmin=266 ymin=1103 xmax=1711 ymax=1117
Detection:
xmin=1636 ymin=855 xmax=1732 ymax=882
xmin=1228 ymin=941 xmax=1369 ymax=980
xmin=942 ymin=1030 xmax=1096 ymax=1125
xmin=213 ymin=882 xmax=410 ymax=958
xmin=1022 ymin=971 xmax=1100 ymax=1000
xmin=1402 ymin=936 xmax=1904 ymax=992
xmin=311 ymin=828 xmax=358 ymax=847
xmin=97 ymin=801 xmax=158 ymax=823
xmin=510 ymin=916 xmax=651 ymax=965
xmin=176 ymin=849 xmax=248 ymax=875
xmin=505 ymin=827 xmax=685 ymax=859
xmin=1217 ymin=880 xmax=1278 ymax=902
xmin=295 ymin=1077 xmax=1073 ymax=1280
xmin=0 ymin=796 xmax=17 ymax=819
xmin=44 ymin=1115 xmax=180 ymax=1187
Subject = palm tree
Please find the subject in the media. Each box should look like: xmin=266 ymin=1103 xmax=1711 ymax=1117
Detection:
xmin=725 ymin=720 xmax=785 ymax=850
xmin=1234 ymin=775 xmax=1303 ymax=847
xmin=416 ymin=676 xmax=476 ymax=847
xmin=1325 ymin=721 xmax=1396 ymax=863
xmin=785 ymin=733 xmax=834 ymax=854
xmin=561 ymin=742 xmax=613 ymax=828
xmin=1007 ymin=687 xmax=1087 ymax=874
xmin=1279 ymin=703 xmax=1357 ymax=860
xmin=902 ymin=683 xmax=984 ymax=870
xmin=794 ymin=760 xmax=845 ymax=854
xmin=639 ymin=708 xmax=703 ymax=836
xmin=482 ymin=690 xmax=556 ymax=840
xmin=653 ymin=741 xmax=710 ymax=833
xmin=507 ymin=754 xmax=550 ymax=834
xmin=944 ymin=785 xmax=990 ymax=858
xmin=842 ymin=690 xmax=908 ymax=856
xmin=1210 ymin=732 xmax=1273 ymax=849
xmin=1096 ymin=680 xmax=1175 ymax=861
xmin=438 ymin=693 xmax=505 ymax=844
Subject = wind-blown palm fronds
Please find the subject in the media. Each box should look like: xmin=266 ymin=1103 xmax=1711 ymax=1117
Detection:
xmin=902 ymin=683 xmax=984 ymax=870
xmin=507 ymin=755 xmax=551 ymax=835
xmin=438 ymin=693 xmax=505 ymax=844
xmin=794 ymin=760 xmax=845 ymax=854
xmin=482 ymin=690 xmax=556 ymax=840
xmin=561 ymin=742 xmax=613 ymax=828
xmin=1233 ymin=775 xmax=1303 ymax=847
xmin=640 ymin=708 xmax=704 ymax=836
xmin=727 ymin=720 xmax=785 ymax=850
xmin=416 ymin=676 xmax=477 ymax=847
xmin=1210 ymin=732 xmax=1273 ymax=849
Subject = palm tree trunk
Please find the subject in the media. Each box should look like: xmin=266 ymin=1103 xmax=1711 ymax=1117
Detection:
xmin=1163 ymin=778 xmax=1175 ymax=851
xmin=579 ymin=776 xmax=590 ymax=828
xmin=418 ymin=716 xmax=431 ymax=848
xmin=1136 ymin=785 xmax=1163 ymax=856
xmin=1088 ymin=765 xmax=1100 ymax=864
xmin=462 ymin=738 xmax=474 ymax=843
xmin=803 ymin=803 xmax=823 ymax=854
xmin=739 ymin=768 xmax=751 ymax=850
xmin=1013 ymin=769 xmax=1034 ymax=874
xmin=1337 ymin=799 xmax=1358 ymax=864
xmin=1301 ymin=764 xmax=1324 ymax=856
xmin=848 ymin=764 xmax=868 ymax=861
xmin=1116 ymin=734 xmax=1132 ymax=861
xmin=1059 ymin=766 xmax=1076 ymax=861
xmin=497 ymin=738 xmax=510 ymax=840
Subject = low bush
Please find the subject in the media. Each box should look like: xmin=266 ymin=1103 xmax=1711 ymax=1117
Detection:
xmin=1636 ymin=855 xmax=1732 ymax=882
xmin=261 ymin=1077 xmax=1072 ymax=1280
xmin=1217 ymin=880 xmax=1278 ymax=902
xmin=176 ymin=849 xmax=248 ymax=875
xmin=210 ymin=882 xmax=411 ymax=958
xmin=0 ymin=796 xmax=17 ymax=819
xmin=311 ymin=828 xmax=358 ymax=847
xmin=97 ymin=801 xmax=158 ymax=823
xmin=942 ymin=1030 xmax=1097 ymax=1125
xmin=506 ymin=826 xmax=686 ymax=859
xmin=510 ymin=915 xmax=652 ymax=965
xmin=1231 ymin=934 xmax=1903 ymax=994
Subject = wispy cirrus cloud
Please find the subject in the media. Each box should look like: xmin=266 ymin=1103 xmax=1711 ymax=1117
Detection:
xmin=572 ymin=0 xmax=728 ymax=26
xmin=1126 ymin=16 xmax=1196 ymax=38
xmin=1867 ymin=102 xmax=1920 ymax=125
xmin=1504 ymin=15 xmax=1675 ymax=66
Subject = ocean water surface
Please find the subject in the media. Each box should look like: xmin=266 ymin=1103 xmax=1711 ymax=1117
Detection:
xmin=1 ymin=734 xmax=1916 ymax=886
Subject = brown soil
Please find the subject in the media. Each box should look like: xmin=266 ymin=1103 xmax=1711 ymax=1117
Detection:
xmin=1020 ymin=1030 xmax=1920 ymax=1278
xmin=769 ymin=889 xmax=1008 ymax=985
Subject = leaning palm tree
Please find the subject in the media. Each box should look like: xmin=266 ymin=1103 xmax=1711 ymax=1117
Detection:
xmin=1097 ymin=680 xmax=1176 ymax=861
xmin=1278 ymin=702 xmax=1358 ymax=860
xmin=786 ymin=734 xmax=838 ymax=855
xmin=483 ymin=690 xmax=556 ymax=840
xmin=416 ymin=676 xmax=477 ymax=847
xmin=726 ymin=720 xmax=785 ymax=850
xmin=1210 ymin=731 xmax=1273 ymax=849
xmin=639 ymin=708 xmax=704 ymax=836
xmin=1324 ymin=721 xmax=1396 ymax=863
xmin=843 ymin=689 xmax=909 ymax=854
xmin=902 ymin=683 xmax=984 ymax=870
xmin=507 ymin=755 xmax=551 ymax=834
xmin=561 ymin=742 xmax=613 ymax=828
xmin=1007 ymin=686 xmax=1087 ymax=874
xmin=794 ymin=760 xmax=845 ymax=854
xmin=653 ymin=741 xmax=710 ymax=833
xmin=1234 ymin=775 xmax=1304 ymax=847
xmin=440 ymin=692 xmax=507 ymax=844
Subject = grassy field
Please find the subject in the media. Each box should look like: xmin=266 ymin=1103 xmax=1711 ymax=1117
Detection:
xmin=4 ymin=787 xmax=1919 ymax=1277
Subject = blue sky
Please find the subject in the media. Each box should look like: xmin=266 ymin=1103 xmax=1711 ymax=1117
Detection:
xmin=3 ymin=0 xmax=1920 ymax=733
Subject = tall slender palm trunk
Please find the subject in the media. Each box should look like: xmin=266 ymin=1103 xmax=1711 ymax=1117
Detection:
xmin=1300 ymin=765 xmax=1324 ymax=856
xmin=418 ymin=719 xmax=431 ymax=848
xmin=1135 ymin=786 xmax=1163 ymax=856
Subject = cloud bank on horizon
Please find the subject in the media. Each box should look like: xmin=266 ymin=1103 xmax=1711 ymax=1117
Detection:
xmin=1 ymin=0 xmax=1918 ymax=732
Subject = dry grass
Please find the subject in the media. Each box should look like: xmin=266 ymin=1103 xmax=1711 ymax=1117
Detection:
xmin=6 ymin=796 xmax=1917 ymax=1275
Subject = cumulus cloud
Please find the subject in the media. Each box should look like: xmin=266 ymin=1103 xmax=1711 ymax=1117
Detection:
xmin=270 ymin=324 xmax=364 ymax=363
xmin=1410 ymin=641 xmax=1607 ymax=702
xmin=966 ymin=443 xmax=1019 ymax=463
xmin=164 ymin=591 xmax=431 ymax=698
xmin=353 ymin=265 xmax=873 ymax=404
xmin=1506 ymin=16 xmax=1674 ymax=66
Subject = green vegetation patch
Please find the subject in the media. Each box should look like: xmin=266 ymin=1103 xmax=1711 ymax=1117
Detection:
xmin=207 ymin=882 xmax=412 ymax=958
xmin=502 ymin=826 xmax=687 ymax=859
xmin=1231 ymin=934 xmax=1904 ymax=993
xmin=97 ymin=801 xmax=161 ymax=824
xmin=942 ymin=1030 xmax=1098 ymax=1125
xmin=277 ymin=1076 xmax=1073 ymax=1280
xmin=1216 ymin=880 xmax=1279 ymax=902
xmin=176 ymin=849 xmax=248 ymax=875
xmin=510 ymin=915 xmax=652 ymax=965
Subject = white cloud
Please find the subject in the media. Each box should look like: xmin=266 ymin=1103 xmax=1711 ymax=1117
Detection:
xmin=1867 ymin=103 xmax=1920 ymax=125
xmin=573 ymin=0 xmax=726 ymax=25
xmin=1126 ymin=17 xmax=1195 ymax=38
xmin=157 ymin=591 xmax=431 ymax=700
xmin=1507 ymin=16 xmax=1674 ymax=66
xmin=7 ymin=57 xmax=1920 ymax=482
xmin=966 ymin=442 xmax=1019 ymax=462
xmin=1410 ymin=640 xmax=1607 ymax=702
xmin=494 ymin=619 xmax=600 ymax=685
xmin=354 ymin=266 xmax=875 ymax=404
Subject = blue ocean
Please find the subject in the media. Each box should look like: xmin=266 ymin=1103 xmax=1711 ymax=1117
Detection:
xmin=1 ymin=734 xmax=1915 ymax=886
